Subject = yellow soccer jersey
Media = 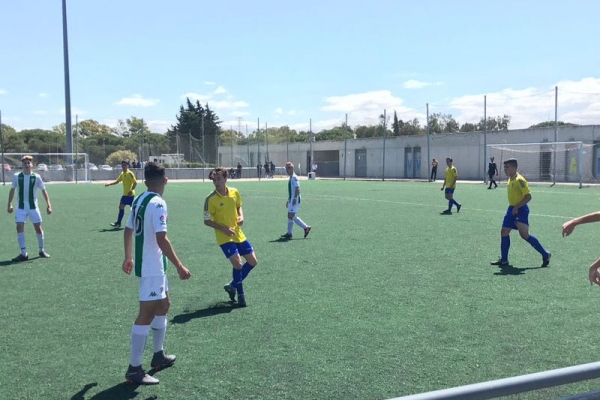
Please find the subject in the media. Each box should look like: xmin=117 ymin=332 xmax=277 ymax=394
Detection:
xmin=204 ymin=187 xmax=247 ymax=245
xmin=117 ymin=170 xmax=137 ymax=196
xmin=507 ymin=172 xmax=531 ymax=206
xmin=444 ymin=166 xmax=458 ymax=189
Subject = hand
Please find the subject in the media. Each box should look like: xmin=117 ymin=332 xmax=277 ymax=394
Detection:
xmin=589 ymin=260 xmax=600 ymax=286
xmin=128 ymin=191 xmax=133 ymax=196
xmin=104 ymin=183 xmax=109 ymax=187
xmin=224 ymin=227 xmax=236 ymax=237
xmin=562 ymin=220 xmax=577 ymax=237
xmin=7 ymin=204 xmax=13 ymax=213
xmin=512 ymin=207 xmax=519 ymax=216
xmin=177 ymin=266 xmax=191 ymax=280
xmin=440 ymin=187 xmax=444 ymax=191
xmin=122 ymin=259 xmax=134 ymax=275
xmin=47 ymin=205 xmax=52 ymax=215
xmin=237 ymin=216 xmax=244 ymax=226
xmin=286 ymin=201 xmax=289 ymax=207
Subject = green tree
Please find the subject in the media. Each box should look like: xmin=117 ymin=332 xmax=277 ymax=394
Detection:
xmin=107 ymin=150 xmax=138 ymax=166
xmin=477 ymin=115 xmax=511 ymax=131
xmin=392 ymin=111 xmax=403 ymax=136
xmin=400 ymin=119 xmax=424 ymax=135
xmin=528 ymin=121 xmax=580 ymax=129
xmin=459 ymin=122 xmax=477 ymax=132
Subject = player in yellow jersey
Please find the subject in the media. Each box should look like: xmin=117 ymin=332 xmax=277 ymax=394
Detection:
xmin=204 ymin=167 xmax=258 ymax=307
xmin=491 ymin=158 xmax=551 ymax=268
xmin=440 ymin=158 xmax=461 ymax=214
xmin=105 ymin=160 xmax=137 ymax=228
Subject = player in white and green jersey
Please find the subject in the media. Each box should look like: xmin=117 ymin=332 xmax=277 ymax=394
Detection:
xmin=281 ymin=162 xmax=311 ymax=239
xmin=7 ymin=155 xmax=52 ymax=262
xmin=121 ymin=162 xmax=191 ymax=385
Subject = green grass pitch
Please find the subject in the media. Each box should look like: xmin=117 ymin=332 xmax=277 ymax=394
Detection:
xmin=1 ymin=179 xmax=600 ymax=400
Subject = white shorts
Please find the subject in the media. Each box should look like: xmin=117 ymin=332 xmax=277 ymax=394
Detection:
xmin=139 ymin=275 xmax=169 ymax=302
xmin=287 ymin=202 xmax=300 ymax=214
xmin=15 ymin=208 xmax=42 ymax=224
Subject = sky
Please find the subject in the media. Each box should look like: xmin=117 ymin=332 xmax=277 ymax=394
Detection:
xmin=2 ymin=0 xmax=600 ymax=134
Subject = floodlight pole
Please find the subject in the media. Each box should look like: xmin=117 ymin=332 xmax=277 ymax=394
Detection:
xmin=426 ymin=104 xmax=430 ymax=182
xmin=553 ymin=86 xmax=558 ymax=186
xmin=0 ymin=110 xmax=4 ymax=185
xmin=62 ymin=0 xmax=73 ymax=159
xmin=382 ymin=109 xmax=387 ymax=181
xmin=483 ymin=95 xmax=487 ymax=184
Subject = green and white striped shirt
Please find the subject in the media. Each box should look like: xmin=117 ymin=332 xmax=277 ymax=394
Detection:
xmin=12 ymin=172 xmax=44 ymax=210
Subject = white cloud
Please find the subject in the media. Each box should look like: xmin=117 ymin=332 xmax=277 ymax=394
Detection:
xmin=0 ymin=89 xmax=7 ymax=95
xmin=447 ymin=78 xmax=600 ymax=129
xmin=146 ymin=120 xmax=171 ymax=134
xmin=287 ymin=110 xmax=297 ymax=116
xmin=214 ymin=86 xmax=227 ymax=94
xmin=321 ymin=90 xmax=423 ymax=128
xmin=231 ymin=111 xmax=250 ymax=117
xmin=204 ymin=81 xmax=216 ymax=85
xmin=39 ymin=93 xmax=47 ymax=98
xmin=116 ymin=94 xmax=159 ymax=107
xmin=403 ymin=79 xmax=442 ymax=89
xmin=275 ymin=107 xmax=283 ymax=115
xmin=182 ymin=92 xmax=211 ymax=102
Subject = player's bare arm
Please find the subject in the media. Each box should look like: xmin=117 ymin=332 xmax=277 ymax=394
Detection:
xmin=122 ymin=227 xmax=134 ymax=274
xmin=237 ymin=207 xmax=244 ymax=226
xmin=156 ymin=232 xmax=191 ymax=280
xmin=7 ymin=188 xmax=15 ymax=213
xmin=562 ymin=211 xmax=600 ymax=237
xmin=42 ymin=190 xmax=52 ymax=214
xmin=204 ymin=218 xmax=235 ymax=237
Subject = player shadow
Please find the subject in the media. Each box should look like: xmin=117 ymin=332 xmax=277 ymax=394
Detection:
xmin=493 ymin=264 xmax=546 ymax=276
xmin=269 ymin=237 xmax=295 ymax=243
xmin=71 ymin=381 xmax=157 ymax=400
xmin=97 ymin=227 xmax=123 ymax=233
xmin=170 ymin=301 xmax=235 ymax=324
xmin=0 ymin=256 xmax=44 ymax=266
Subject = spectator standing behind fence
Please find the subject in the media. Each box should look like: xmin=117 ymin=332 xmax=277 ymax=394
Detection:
xmin=270 ymin=161 xmax=276 ymax=177
xmin=237 ymin=162 xmax=242 ymax=179
xmin=430 ymin=159 xmax=438 ymax=182
xmin=311 ymin=162 xmax=318 ymax=177
xmin=264 ymin=162 xmax=270 ymax=178
xmin=256 ymin=163 xmax=262 ymax=179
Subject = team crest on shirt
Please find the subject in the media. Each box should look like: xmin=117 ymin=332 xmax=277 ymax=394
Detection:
xmin=159 ymin=214 xmax=167 ymax=225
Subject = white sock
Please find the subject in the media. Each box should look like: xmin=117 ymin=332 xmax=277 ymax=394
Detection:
xmin=17 ymin=233 xmax=26 ymax=255
xmin=287 ymin=219 xmax=293 ymax=234
xmin=37 ymin=233 xmax=44 ymax=251
xmin=293 ymin=216 xmax=307 ymax=229
xmin=151 ymin=315 xmax=167 ymax=353
xmin=130 ymin=324 xmax=150 ymax=367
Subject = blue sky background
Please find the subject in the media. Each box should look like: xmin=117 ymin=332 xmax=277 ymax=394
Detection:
xmin=2 ymin=0 xmax=600 ymax=134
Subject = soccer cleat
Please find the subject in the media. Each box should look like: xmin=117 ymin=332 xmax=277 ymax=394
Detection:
xmin=125 ymin=365 xmax=159 ymax=385
xmin=110 ymin=222 xmax=121 ymax=228
xmin=12 ymin=253 xmax=28 ymax=262
xmin=490 ymin=259 xmax=510 ymax=267
xmin=542 ymin=253 xmax=551 ymax=268
xmin=150 ymin=350 xmax=176 ymax=371
xmin=456 ymin=204 xmax=462 ymax=213
xmin=38 ymin=250 xmax=50 ymax=258
xmin=441 ymin=210 xmax=452 ymax=215
xmin=236 ymin=295 xmax=247 ymax=307
xmin=304 ymin=226 xmax=312 ymax=238
xmin=224 ymin=284 xmax=237 ymax=302
xmin=281 ymin=233 xmax=292 ymax=239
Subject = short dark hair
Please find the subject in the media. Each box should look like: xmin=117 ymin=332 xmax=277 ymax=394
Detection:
xmin=503 ymin=158 xmax=518 ymax=168
xmin=144 ymin=162 xmax=165 ymax=184
xmin=209 ymin=167 xmax=228 ymax=180
xmin=446 ymin=157 xmax=453 ymax=162
xmin=121 ymin=160 xmax=129 ymax=165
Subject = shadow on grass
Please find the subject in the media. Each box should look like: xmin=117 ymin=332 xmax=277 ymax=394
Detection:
xmin=72 ymin=381 xmax=158 ymax=400
xmin=97 ymin=227 xmax=123 ymax=233
xmin=269 ymin=237 xmax=294 ymax=243
xmin=493 ymin=264 xmax=546 ymax=276
xmin=171 ymin=301 xmax=235 ymax=324
xmin=0 ymin=256 xmax=44 ymax=267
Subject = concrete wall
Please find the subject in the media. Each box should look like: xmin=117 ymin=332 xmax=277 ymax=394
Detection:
xmin=218 ymin=125 xmax=600 ymax=181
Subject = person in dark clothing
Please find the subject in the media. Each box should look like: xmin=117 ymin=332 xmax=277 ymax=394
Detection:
xmin=488 ymin=157 xmax=498 ymax=189
xmin=430 ymin=159 xmax=438 ymax=182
